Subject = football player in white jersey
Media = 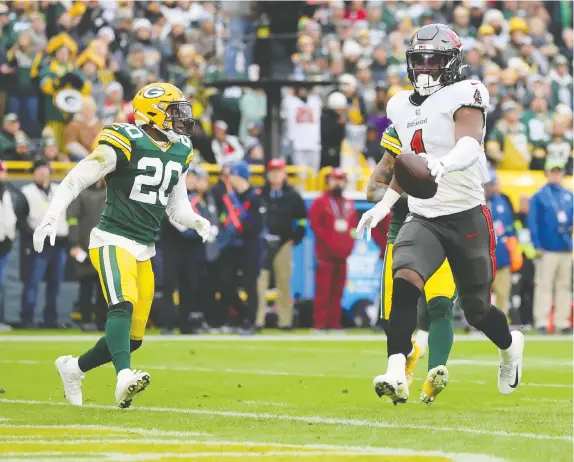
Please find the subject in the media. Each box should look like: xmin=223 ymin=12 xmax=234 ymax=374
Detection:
xmin=357 ymin=24 xmax=524 ymax=404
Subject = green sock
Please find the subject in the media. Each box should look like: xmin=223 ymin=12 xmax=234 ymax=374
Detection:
xmin=105 ymin=302 xmax=133 ymax=374
xmin=78 ymin=336 xmax=111 ymax=372
xmin=427 ymin=296 xmax=454 ymax=371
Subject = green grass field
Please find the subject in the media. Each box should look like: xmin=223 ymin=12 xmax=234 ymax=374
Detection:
xmin=0 ymin=332 xmax=572 ymax=462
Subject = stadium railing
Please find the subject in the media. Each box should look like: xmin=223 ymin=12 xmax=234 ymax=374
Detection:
xmin=4 ymin=161 xmax=572 ymax=203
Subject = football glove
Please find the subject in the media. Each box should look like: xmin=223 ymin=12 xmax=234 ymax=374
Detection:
xmin=356 ymin=201 xmax=391 ymax=241
xmin=192 ymin=216 xmax=215 ymax=243
xmin=33 ymin=216 xmax=57 ymax=253
xmin=420 ymin=153 xmax=445 ymax=184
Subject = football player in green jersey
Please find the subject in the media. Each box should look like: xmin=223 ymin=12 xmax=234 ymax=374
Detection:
xmin=33 ymin=83 xmax=214 ymax=408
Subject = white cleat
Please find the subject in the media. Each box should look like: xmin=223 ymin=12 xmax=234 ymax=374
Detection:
xmin=115 ymin=369 xmax=151 ymax=408
xmin=373 ymin=354 xmax=409 ymax=405
xmin=498 ymin=331 xmax=524 ymax=395
xmin=55 ymin=355 xmax=84 ymax=406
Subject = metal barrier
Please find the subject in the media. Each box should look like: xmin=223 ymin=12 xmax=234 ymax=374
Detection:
xmin=5 ymin=161 xmax=317 ymax=190
xmin=5 ymin=160 xmax=571 ymax=204
xmin=317 ymin=166 xmax=372 ymax=193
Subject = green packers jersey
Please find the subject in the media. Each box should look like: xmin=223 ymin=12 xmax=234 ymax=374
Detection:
xmin=97 ymin=123 xmax=194 ymax=246
xmin=380 ymin=124 xmax=409 ymax=243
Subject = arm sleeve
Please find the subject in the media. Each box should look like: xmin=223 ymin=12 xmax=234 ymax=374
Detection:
xmin=165 ymin=172 xmax=203 ymax=229
xmin=44 ymin=144 xmax=117 ymax=221
xmin=380 ymin=124 xmax=402 ymax=156
xmin=66 ymin=197 xmax=82 ymax=247
xmin=526 ymin=194 xmax=541 ymax=249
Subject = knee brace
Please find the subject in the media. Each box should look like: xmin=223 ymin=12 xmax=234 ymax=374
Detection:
xmin=427 ymin=297 xmax=453 ymax=320
xmin=130 ymin=339 xmax=142 ymax=352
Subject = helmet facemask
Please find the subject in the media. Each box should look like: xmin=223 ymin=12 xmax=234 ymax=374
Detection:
xmin=144 ymin=100 xmax=194 ymax=143
xmin=164 ymin=101 xmax=195 ymax=137
xmin=407 ymin=50 xmax=457 ymax=96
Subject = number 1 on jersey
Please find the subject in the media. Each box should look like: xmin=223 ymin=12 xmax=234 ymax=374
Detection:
xmin=410 ymin=129 xmax=426 ymax=155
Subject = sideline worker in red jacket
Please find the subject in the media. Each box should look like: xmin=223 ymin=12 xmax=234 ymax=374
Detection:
xmin=309 ymin=168 xmax=358 ymax=330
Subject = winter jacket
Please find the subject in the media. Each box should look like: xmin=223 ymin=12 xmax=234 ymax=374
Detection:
xmin=309 ymin=192 xmax=357 ymax=262
xmin=260 ymin=182 xmax=307 ymax=246
xmin=320 ymin=109 xmax=345 ymax=168
xmin=488 ymin=194 xmax=522 ymax=271
xmin=67 ymin=182 xmax=106 ymax=278
xmin=527 ymin=183 xmax=573 ymax=252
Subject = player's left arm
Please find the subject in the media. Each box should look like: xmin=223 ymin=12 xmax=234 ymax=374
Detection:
xmin=166 ymin=172 xmax=214 ymax=242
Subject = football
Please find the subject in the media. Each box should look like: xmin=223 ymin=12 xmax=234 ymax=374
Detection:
xmin=394 ymin=152 xmax=438 ymax=199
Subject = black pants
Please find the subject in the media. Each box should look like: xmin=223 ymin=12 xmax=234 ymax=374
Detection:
xmin=519 ymin=258 xmax=535 ymax=325
xmin=394 ymin=205 xmax=495 ymax=325
xmin=162 ymin=238 xmax=205 ymax=332
xmin=218 ymin=246 xmax=260 ymax=328
xmin=200 ymin=260 xmax=220 ymax=327
xmin=78 ymin=275 xmax=107 ymax=329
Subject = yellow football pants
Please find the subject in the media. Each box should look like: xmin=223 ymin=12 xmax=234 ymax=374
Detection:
xmin=381 ymin=243 xmax=456 ymax=320
xmin=89 ymin=245 xmax=154 ymax=341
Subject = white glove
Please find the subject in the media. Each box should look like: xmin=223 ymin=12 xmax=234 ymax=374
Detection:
xmin=192 ymin=216 xmax=215 ymax=243
xmin=33 ymin=217 xmax=57 ymax=253
xmin=356 ymin=201 xmax=391 ymax=241
xmin=420 ymin=153 xmax=445 ymax=184
xmin=207 ymin=225 xmax=219 ymax=243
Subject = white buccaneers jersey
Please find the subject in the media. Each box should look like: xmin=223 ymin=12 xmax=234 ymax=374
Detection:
xmin=283 ymin=94 xmax=321 ymax=151
xmin=386 ymin=80 xmax=490 ymax=218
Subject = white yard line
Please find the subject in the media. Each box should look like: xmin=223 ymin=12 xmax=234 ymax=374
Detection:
xmin=1 ymin=359 xmax=572 ymax=388
xmin=0 ymin=334 xmax=571 ymax=343
xmin=0 ymin=399 xmax=571 ymax=442
xmin=0 ymin=424 xmax=208 ymax=437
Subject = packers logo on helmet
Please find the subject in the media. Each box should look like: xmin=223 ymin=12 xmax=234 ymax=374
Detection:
xmin=133 ymin=82 xmax=194 ymax=140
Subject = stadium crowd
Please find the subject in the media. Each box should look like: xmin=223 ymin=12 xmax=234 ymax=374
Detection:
xmin=0 ymin=0 xmax=571 ymax=334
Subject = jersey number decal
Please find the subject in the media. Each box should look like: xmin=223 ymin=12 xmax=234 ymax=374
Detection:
xmin=410 ymin=129 xmax=426 ymax=155
xmin=130 ymin=158 xmax=182 ymax=206
xmin=112 ymin=123 xmax=143 ymax=139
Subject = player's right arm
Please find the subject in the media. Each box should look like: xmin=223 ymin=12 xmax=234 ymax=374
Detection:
xmin=33 ymin=143 xmax=117 ymax=253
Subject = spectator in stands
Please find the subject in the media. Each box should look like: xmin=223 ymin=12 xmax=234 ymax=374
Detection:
xmin=256 ymin=159 xmax=307 ymax=330
xmin=283 ymin=86 xmax=322 ymax=173
xmin=368 ymin=82 xmax=391 ymax=142
xmin=39 ymin=33 xmax=90 ymax=155
xmin=5 ymin=31 xmax=41 ymax=137
xmin=0 ymin=113 xmax=32 ymax=161
xmin=67 ymin=178 xmax=106 ymax=332
xmin=486 ymin=169 xmax=523 ymax=318
xmin=20 ymin=160 xmax=68 ymax=328
xmin=550 ymin=55 xmax=573 ymax=109
xmin=65 ymin=97 xmax=104 ymax=161
xmin=528 ymin=158 xmax=573 ymax=334
xmin=211 ymin=120 xmax=244 ymax=166
xmin=321 ymin=91 xmax=347 ymax=168
xmin=541 ymin=117 xmax=574 ymax=175
xmin=217 ymin=161 xmax=264 ymax=335
xmin=239 ymin=90 xmax=267 ymax=144
xmin=514 ymin=195 xmax=537 ymax=327
xmin=309 ymin=169 xmax=357 ymax=331
xmin=40 ymin=127 xmax=67 ymax=162
xmin=245 ymin=141 xmax=265 ymax=166
xmin=0 ymin=160 xmax=15 ymax=331
xmin=486 ymin=100 xmax=530 ymax=170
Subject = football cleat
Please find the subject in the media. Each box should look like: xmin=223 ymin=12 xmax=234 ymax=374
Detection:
xmin=55 ymin=355 xmax=84 ymax=406
xmin=115 ymin=369 xmax=151 ymax=409
xmin=405 ymin=341 xmax=422 ymax=387
xmin=373 ymin=354 xmax=409 ymax=405
xmin=420 ymin=365 xmax=449 ymax=405
xmin=498 ymin=330 xmax=524 ymax=395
